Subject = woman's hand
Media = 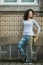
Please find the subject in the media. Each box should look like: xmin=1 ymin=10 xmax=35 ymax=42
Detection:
xmin=34 ymin=34 xmax=38 ymax=37
xmin=33 ymin=34 xmax=38 ymax=42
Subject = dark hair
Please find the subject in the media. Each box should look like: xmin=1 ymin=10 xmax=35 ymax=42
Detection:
xmin=23 ymin=9 xmax=34 ymax=20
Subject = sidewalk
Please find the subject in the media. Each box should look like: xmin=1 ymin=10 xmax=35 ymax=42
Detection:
xmin=0 ymin=62 xmax=43 ymax=65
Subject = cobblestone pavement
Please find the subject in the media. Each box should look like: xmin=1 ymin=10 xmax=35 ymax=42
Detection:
xmin=0 ymin=62 xmax=43 ymax=65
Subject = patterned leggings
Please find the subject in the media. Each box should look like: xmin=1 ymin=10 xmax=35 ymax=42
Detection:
xmin=18 ymin=35 xmax=33 ymax=61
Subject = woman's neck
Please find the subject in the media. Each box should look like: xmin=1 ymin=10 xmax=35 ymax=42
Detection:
xmin=27 ymin=18 xmax=32 ymax=21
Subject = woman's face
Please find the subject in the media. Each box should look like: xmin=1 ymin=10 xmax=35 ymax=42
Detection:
xmin=28 ymin=11 xmax=33 ymax=18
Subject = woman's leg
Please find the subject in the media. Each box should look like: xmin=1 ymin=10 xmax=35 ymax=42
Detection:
xmin=26 ymin=36 xmax=33 ymax=62
xmin=18 ymin=35 xmax=27 ymax=58
xmin=29 ymin=36 xmax=33 ymax=59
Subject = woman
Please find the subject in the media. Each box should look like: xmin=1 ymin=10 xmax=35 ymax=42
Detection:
xmin=18 ymin=9 xmax=41 ymax=63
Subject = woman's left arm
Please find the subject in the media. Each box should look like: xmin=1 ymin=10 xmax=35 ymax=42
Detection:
xmin=33 ymin=19 xmax=41 ymax=34
xmin=33 ymin=20 xmax=41 ymax=42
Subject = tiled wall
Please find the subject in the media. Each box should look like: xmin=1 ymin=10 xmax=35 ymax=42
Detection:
xmin=0 ymin=12 xmax=23 ymax=37
xmin=0 ymin=11 xmax=43 ymax=45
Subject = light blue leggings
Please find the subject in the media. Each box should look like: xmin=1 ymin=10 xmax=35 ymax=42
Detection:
xmin=18 ymin=35 xmax=33 ymax=61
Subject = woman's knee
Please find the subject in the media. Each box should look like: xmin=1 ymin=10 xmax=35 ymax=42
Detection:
xmin=18 ymin=43 xmax=21 ymax=49
xmin=18 ymin=36 xmax=27 ymax=49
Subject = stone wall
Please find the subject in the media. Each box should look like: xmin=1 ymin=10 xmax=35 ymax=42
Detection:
xmin=39 ymin=0 xmax=43 ymax=11
xmin=0 ymin=0 xmax=40 ymax=11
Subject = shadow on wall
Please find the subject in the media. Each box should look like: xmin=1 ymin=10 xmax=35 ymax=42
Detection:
xmin=34 ymin=36 xmax=43 ymax=60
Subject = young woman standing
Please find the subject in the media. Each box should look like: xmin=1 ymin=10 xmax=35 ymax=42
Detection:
xmin=18 ymin=9 xmax=41 ymax=63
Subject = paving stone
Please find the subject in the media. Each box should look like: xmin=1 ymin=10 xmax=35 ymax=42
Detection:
xmin=2 ymin=62 xmax=10 ymax=65
xmin=0 ymin=62 xmax=3 ymax=65
xmin=10 ymin=62 xmax=16 ymax=65
xmin=35 ymin=63 xmax=42 ymax=65
xmin=16 ymin=62 xmax=23 ymax=65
